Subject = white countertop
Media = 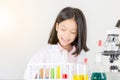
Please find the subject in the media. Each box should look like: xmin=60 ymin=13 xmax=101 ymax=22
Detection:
xmin=106 ymin=72 xmax=120 ymax=80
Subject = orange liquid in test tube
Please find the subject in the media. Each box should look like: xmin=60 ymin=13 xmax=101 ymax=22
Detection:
xmin=39 ymin=68 xmax=44 ymax=79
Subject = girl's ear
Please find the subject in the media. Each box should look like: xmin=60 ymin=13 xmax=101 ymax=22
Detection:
xmin=56 ymin=23 xmax=59 ymax=31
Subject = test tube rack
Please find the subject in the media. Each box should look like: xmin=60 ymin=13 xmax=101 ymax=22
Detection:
xmin=27 ymin=63 xmax=89 ymax=80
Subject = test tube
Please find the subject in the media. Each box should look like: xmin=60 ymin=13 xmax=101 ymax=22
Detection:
xmin=39 ymin=68 xmax=44 ymax=79
xmin=45 ymin=67 xmax=50 ymax=79
xmin=73 ymin=63 xmax=80 ymax=80
xmin=56 ymin=66 xmax=61 ymax=79
xmin=62 ymin=64 xmax=69 ymax=79
xmin=51 ymin=67 xmax=55 ymax=79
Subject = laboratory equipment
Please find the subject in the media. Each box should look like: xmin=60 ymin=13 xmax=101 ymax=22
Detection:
xmin=101 ymin=20 xmax=120 ymax=72
xmin=73 ymin=58 xmax=89 ymax=80
xmin=91 ymin=50 xmax=107 ymax=80
xmin=27 ymin=63 xmax=72 ymax=80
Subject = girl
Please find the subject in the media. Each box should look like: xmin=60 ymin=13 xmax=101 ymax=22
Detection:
xmin=24 ymin=7 xmax=89 ymax=80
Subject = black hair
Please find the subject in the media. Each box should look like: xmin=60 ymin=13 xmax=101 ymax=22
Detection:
xmin=48 ymin=7 xmax=89 ymax=56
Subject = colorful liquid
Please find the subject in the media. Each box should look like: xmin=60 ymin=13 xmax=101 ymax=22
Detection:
xmin=45 ymin=68 xmax=49 ymax=79
xmin=62 ymin=74 xmax=68 ymax=79
xmin=56 ymin=66 xmax=61 ymax=79
xmin=39 ymin=68 xmax=44 ymax=79
xmin=50 ymin=68 xmax=54 ymax=79
xmin=91 ymin=72 xmax=107 ymax=80
xmin=73 ymin=74 xmax=88 ymax=80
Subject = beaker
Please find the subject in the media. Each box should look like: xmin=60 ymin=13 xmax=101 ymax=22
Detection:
xmin=91 ymin=54 xmax=107 ymax=80
xmin=72 ymin=61 xmax=89 ymax=80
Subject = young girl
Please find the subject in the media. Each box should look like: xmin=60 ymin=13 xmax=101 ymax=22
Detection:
xmin=24 ymin=7 xmax=89 ymax=80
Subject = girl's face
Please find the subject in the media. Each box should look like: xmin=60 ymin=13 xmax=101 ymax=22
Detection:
xmin=56 ymin=19 xmax=77 ymax=49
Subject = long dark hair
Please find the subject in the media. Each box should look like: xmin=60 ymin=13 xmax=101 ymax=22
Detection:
xmin=48 ymin=7 xmax=89 ymax=56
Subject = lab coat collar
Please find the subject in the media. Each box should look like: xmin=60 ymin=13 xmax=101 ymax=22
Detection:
xmin=57 ymin=43 xmax=76 ymax=54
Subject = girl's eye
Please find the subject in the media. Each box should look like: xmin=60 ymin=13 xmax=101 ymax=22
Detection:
xmin=61 ymin=28 xmax=66 ymax=31
xmin=71 ymin=32 xmax=77 ymax=34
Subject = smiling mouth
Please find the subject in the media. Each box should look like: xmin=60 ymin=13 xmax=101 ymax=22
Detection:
xmin=61 ymin=37 xmax=69 ymax=43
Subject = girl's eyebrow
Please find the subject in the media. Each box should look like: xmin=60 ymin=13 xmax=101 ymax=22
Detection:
xmin=71 ymin=29 xmax=77 ymax=32
xmin=61 ymin=25 xmax=66 ymax=28
xmin=62 ymin=24 xmax=76 ymax=30
xmin=71 ymin=28 xmax=77 ymax=30
xmin=70 ymin=27 xmax=77 ymax=31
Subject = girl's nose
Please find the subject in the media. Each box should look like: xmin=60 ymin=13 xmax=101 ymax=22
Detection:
xmin=64 ymin=31 xmax=70 ymax=37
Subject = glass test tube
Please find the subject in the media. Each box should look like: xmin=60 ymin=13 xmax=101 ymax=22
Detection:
xmin=39 ymin=67 xmax=44 ymax=79
xmin=45 ymin=66 xmax=50 ymax=79
xmin=62 ymin=64 xmax=68 ymax=79
xmin=51 ymin=67 xmax=55 ymax=79
xmin=56 ymin=66 xmax=61 ymax=79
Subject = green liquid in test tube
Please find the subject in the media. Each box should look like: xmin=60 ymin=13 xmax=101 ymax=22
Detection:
xmin=51 ymin=68 xmax=54 ymax=79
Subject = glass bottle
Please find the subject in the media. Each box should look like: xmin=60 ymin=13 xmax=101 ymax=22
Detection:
xmin=91 ymin=40 xmax=107 ymax=80
xmin=91 ymin=54 xmax=107 ymax=80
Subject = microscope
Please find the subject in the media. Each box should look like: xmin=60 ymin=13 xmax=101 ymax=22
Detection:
xmin=102 ymin=20 xmax=120 ymax=72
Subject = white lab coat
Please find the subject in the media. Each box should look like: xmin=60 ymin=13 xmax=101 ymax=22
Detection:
xmin=24 ymin=43 xmax=88 ymax=80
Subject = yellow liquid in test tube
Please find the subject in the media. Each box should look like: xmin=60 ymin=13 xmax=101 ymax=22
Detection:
xmin=56 ymin=66 xmax=61 ymax=79
xmin=80 ymin=74 xmax=88 ymax=80
xmin=73 ymin=74 xmax=79 ymax=80
xmin=73 ymin=74 xmax=88 ymax=80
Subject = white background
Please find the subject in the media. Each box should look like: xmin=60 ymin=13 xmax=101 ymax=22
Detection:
xmin=0 ymin=0 xmax=120 ymax=79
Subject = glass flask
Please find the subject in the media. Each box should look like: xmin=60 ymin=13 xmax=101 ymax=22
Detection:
xmin=91 ymin=53 xmax=107 ymax=80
